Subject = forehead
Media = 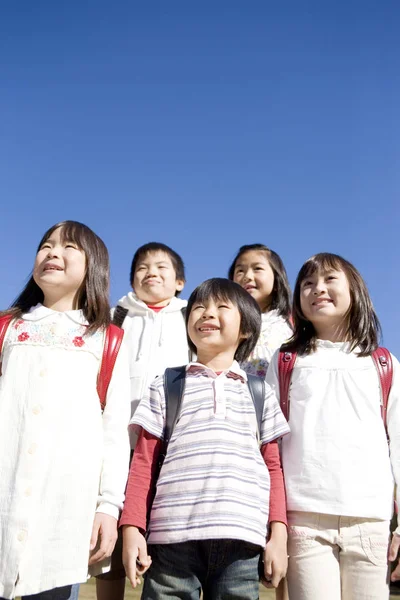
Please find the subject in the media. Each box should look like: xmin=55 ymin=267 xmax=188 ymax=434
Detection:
xmin=136 ymin=250 xmax=174 ymax=266
xmin=42 ymin=226 xmax=80 ymax=245
xmin=236 ymin=250 xmax=270 ymax=265
xmin=302 ymin=265 xmax=345 ymax=279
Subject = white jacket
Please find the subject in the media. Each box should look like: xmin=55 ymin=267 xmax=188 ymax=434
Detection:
xmin=113 ymin=292 xmax=190 ymax=444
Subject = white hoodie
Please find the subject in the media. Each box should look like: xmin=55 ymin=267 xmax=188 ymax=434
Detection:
xmin=112 ymin=292 xmax=190 ymax=445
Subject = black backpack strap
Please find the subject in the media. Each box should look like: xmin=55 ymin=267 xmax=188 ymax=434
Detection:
xmin=180 ymin=306 xmax=193 ymax=363
xmin=160 ymin=366 xmax=186 ymax=467
xmin=112 ymin=306 xmax=128 ymax=328
xmin=247 ymin=374 xmax=265 ymax=439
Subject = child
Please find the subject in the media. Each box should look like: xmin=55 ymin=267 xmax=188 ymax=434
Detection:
xmin=266 ymin=252 xmax=400 ymax=600
xmin=96 ymin=242 xmax=190 ymax=600
xmin=120 ymin=278 xmax=290 ymax=599
xmin=0 ymin=221 xmax=131 ymax=600
xmin=229 ymin=243 xmax=292 ymax=377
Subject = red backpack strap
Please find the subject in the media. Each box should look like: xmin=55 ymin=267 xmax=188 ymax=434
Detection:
xmin=97 ymin=324 xmax=124 ymax=411
xmin=371 ymin=347 xmax=393 ymax=435
xmin=278 ymin=350 xmax=297 ymax=421
xmin=0 ymin=314 xmax=13 ymax=375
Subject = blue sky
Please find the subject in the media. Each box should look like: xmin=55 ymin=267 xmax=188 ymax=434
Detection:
xmin=1 ymin=2 xmax=399 ymax=353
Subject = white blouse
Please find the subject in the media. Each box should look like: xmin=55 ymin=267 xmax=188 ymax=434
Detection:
xmin=267 ymin=340 xmax=400 ymax=527
xmin=241 ymin=310 xmax=292 ymax=377
xmin=0 ymin=305 xmax=131 ymax=599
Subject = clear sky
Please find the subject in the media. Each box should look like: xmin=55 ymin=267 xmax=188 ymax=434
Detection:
xmin=1 ymin=2 xmax=399 ymax=353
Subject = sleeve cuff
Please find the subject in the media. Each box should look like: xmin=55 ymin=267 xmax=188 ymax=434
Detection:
xmin=96 ymin=502 xmax=120 ymax=520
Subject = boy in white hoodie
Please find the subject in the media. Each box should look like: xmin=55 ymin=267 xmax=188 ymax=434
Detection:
xmin=96 ymin=242 xmax=190 ymax=600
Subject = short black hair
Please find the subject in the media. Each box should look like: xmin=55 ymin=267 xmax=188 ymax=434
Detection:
xmin=130 ymin=242 xmax=185 ymax=296
xmin=186 ymin=278 xmax=261 ymax=363
xmin=228 ymin=243 xmax=292 ymax=320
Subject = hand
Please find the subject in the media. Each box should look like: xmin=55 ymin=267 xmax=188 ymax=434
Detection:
xmin=389 ymin=532 xmax=400 ymax=581
xmin=122 ymin=525 xmax=152 ymax=588
xmin=88 ymin=513 xmax=118 ymax=566
xmin=262 ymin=522 xmax=288 ymax=589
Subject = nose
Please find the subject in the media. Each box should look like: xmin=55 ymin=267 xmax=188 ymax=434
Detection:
xmin=46 ymin=246 xmax=60 ymax=258
xmin=313 ymin=278 xmax=327 ymax=295
xmin=243 ymin=269 xmax=253 ymax=282
xmin=201 ymin=305 xmax=216 ymax=319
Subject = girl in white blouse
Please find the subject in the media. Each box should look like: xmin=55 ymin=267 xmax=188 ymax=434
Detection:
xmin=229 ymin=243 xmax=292 ymax=377
xmin=0 ymin=221 xmax=130 ymax=600
xmin=267 ymin=252 xmax=400 ymax=600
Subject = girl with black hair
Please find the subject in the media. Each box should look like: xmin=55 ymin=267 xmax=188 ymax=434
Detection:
xmin=0 ymin=221 xmax=130 ymax=600
xmin=229 ymin=244 xmax=292 ymax=377
xmin=267 ymin=253 xmax=400 ymax=600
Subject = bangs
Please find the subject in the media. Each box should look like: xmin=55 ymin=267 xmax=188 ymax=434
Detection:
xmin=300 ymin=253 xmax=347 ymax=280
xmin=39 ymin=221 xmax=87 ymax=251
xmin=190 ymin=278 xmax=236 ymax=306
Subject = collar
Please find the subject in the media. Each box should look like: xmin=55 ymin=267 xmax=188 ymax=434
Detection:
xmin=22 ymin=303 xmax=89 ymax=326
xmin=186 ymin=360 xmax=247 ymax=382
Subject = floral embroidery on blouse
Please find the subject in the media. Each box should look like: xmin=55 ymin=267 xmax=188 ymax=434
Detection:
xmin=5 ymin=318 xmax=103 ymax=358
xmin=241 ymin=310 xmax=292 ymax=378
xmin=17 ymin=332 xmax=30 ymax=342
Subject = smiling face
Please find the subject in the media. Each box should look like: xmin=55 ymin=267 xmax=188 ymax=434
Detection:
xmin=187 ymin=297 xmax=244 ymax=365
xmin=300 ymin=268 xmax=351 ymax=334
xmin=33 ymin=226 xmax=87 ymax=309
xmin=133 ymin=250 xmax=184 ymax=306
xmin=232 ymin=250 xmax=275 ymax=312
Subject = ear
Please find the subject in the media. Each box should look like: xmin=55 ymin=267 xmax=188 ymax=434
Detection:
xmin=175 ymin=279 xmax=185 ymax=293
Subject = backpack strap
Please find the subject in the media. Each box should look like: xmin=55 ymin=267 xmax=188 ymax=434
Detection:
xmin=247 ymin=374 xmax=265 ymax=438
xmin=371 ymin=347 xmax=393 ymax=436
xmin=97 ymin=324 xmax=124 ymax=411
xmin=0 ymin=314 xmax=13 ymax=376
xmin=278 ymin=350 xmax=297 ymax=421
xmin=112 ymin=306 xmax=129 ymax=328
xmin=160 ymin=366 xmax=186 ymax=468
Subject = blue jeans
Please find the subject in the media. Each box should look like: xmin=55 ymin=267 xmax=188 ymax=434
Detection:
xmin=142 ymin=539 xmax=261 ymax=600
xmin=1 ymin=582 xmax=80 ymax=600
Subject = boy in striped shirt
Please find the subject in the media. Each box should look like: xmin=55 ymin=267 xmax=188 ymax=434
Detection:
xmin=120 ymin=278 xmax=289 ymax=599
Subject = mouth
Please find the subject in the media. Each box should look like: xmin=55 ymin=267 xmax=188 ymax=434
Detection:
xmin=312 ymin=299 xmax=333 ymax=306
xmin=244 ymin=285 xmax=256 ymax=291
xmin=43 ymin=263 xmax=63 ymax=272
xmin=198 ymin=325 xmax=220 ymax=332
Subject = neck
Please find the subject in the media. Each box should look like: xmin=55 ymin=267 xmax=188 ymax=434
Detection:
xmin=42 ymin=292 xmax=79 ymax=312
xmin=195 ymin=349 xmax=236 ymax=372
xmin=314 ymin=319 xmax=348 ymax=343
xmin=259 ymin=298 xmax=271 ymax=313
xmin=144 ymin=298 xmax=172 ymax=308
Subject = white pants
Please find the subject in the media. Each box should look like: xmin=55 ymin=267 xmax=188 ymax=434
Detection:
xmin=287 ymin=511 xmax=390 ymax=600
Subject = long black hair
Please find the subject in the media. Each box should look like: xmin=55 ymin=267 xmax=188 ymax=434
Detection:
xmin=282 ymin=252 xmax=381 ymax=356
xmin=1 ymin=221 xmax=111 ymax=334
xmin=228 ymin=243 xmax=291 ymax=320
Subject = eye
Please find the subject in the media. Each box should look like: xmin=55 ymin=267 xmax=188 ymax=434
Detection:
xmin=302 ymin=280 xmax=313 ymax=287
xmin=254 ymin=267 xmax=264 ymax=271
xmin=218 ymin=304 xmax=230 ymax=309
xmin=65 ymin=243 xmax=78 ymax=249
xmin=40 ymin=243 xmax=51 ymax=250
xmin=326 ymin=275 xmax=337 ymax=281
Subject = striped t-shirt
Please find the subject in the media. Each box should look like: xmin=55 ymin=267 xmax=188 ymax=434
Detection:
xmin=132 ymin=361 xmax=290 ymax=548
